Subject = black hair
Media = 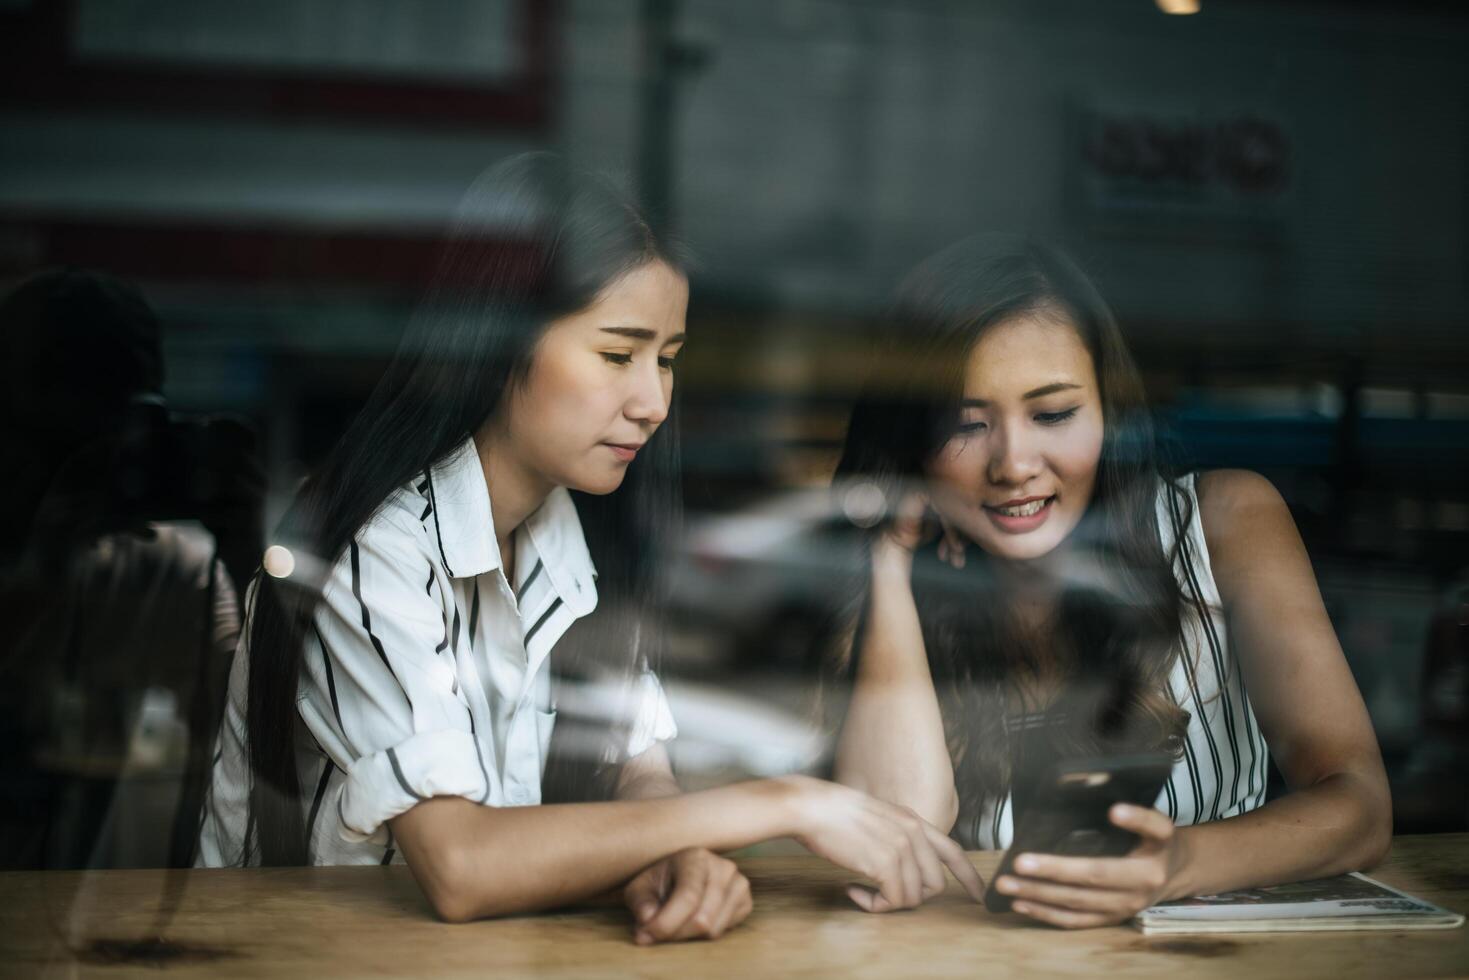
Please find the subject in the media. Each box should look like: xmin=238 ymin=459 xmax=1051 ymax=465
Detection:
xmin=244 ymin=153 xmax=686 ymax=864
xmin=830 ymin=235 xmax=1191 ymax=822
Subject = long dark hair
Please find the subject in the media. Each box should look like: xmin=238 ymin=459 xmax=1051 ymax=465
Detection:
xmin=830 ymin=236 xmax=1191 ymax=821
xmin=245 ymin=153 xmax=685 ymax=865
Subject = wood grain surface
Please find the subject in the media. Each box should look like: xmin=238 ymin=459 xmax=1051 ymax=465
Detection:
xmin=3 ymin=835 xmax=1466 ymax=978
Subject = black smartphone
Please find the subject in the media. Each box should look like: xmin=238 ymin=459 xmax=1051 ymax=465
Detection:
xmin=983 ymin=753 xmax=1174 ymax=914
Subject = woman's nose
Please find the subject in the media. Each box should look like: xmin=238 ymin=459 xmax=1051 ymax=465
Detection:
xmin=624 ymin=361 xmax=669 ymax=425
xmin=986 ymin=423 xmax=1042 ymax=486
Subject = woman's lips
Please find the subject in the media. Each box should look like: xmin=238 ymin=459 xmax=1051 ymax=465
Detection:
xmin=981 ymin=495 xmax=1055 ymax=533
xmin=605 ymin=443 xmax=640 ymax=462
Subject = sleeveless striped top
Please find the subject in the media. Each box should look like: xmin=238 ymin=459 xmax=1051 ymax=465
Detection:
xmin=956 ymin=473 xmax=1271 ymax=850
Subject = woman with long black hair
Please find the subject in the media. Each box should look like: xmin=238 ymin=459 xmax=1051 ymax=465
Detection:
xmin=198 ymin=154 xmax=983 ymax=940
xmin=829 ymin=235 xmax=1391 ymax=928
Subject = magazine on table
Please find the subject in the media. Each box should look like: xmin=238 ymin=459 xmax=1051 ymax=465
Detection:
xmin=1133 ymin=872 xmax=1464 ymax=935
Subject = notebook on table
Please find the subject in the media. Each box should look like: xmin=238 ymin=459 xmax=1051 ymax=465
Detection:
xmin=1134 ymin=873 xmax=1464 ymax=934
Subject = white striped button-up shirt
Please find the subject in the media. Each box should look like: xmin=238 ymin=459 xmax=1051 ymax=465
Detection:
xmin=199 ymin=437 xmax=677 ymax=866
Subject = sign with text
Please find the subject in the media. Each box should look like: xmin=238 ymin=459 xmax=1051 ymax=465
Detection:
xmin=1071 ymin=104 xmax=1293 ymax=236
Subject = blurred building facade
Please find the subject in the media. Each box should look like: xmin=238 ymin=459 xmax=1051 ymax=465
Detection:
xmin=2 ymin=0 xmax=1465 ymax=841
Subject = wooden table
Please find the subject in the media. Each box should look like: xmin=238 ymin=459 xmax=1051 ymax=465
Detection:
xmin=4 ymin=835 xmax=1467 ymax=978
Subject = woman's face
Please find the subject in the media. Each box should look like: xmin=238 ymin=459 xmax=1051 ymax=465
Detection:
xmin=925 ymin=311 xmax=1105 ymax=563
xmin=501 ymin=259 xmax=688 ymax=495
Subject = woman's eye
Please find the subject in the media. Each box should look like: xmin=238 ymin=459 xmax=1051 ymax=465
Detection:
xmin=1035 ymin=407 xmax=1079 ymax=425
xmin=956 ymin=420 xmax=987 ymax=434
xmin=601 ymin=352 xmax=633 ymax=365
xmin=657 ymin=355 xmax=677 ymax=370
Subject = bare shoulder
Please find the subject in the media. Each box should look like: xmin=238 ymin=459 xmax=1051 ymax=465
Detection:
xmin=1196 ymin=468 xmax=1287 ymax=523
xmin=1195 ymin=469 xmax=1300 ymax=578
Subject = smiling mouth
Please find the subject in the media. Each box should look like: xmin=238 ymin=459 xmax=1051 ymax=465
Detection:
xmin=984 ymin=496 xmax=1053 ymax=517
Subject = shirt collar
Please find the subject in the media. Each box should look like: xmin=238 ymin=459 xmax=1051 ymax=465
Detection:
xmin=521 ymin=481 xmax=598 ymax=617
xmin=424 ymin=436 xmax=598 ymax=615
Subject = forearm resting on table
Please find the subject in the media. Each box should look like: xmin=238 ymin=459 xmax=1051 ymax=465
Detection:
xmin=1166 ymin=768 xmax=1393 ymax=901
xmin=390 ymin=780 xmax=794 ymax=923
xmin=833 ymin=553 xmax=958 ymax=831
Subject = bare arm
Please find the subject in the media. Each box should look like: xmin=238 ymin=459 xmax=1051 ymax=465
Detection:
xmin=610 ymin=743 xmax=755 ymax=944
xmin=994 ymin=471 xmax=1393 ymax=928
xmin=832 ymin=494 xmax=959 ymax=832
xmin=392 ymin=779 xmax=790 ymax=923
xmin=1163 ymin=469 xmax=1392 ymax=897
xmin=390 ymin=771 xmax=985 ymax=924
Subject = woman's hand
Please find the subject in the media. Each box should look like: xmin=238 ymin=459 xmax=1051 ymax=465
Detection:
xmin=623 ymin=847 xmax=752 ymax=945
xmin=781 ymin=776 xmax=985 ymax=912
xmin=992 ymin=804 xmax=1188 ymax=928
xmin=877 ymin=490 xmax=966 ymax=570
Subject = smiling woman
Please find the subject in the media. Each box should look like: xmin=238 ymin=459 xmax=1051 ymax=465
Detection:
xmin=828 ymin=235 xmax=1392 ymax=929
xmin=194 ymin=153 xmax=986 ymax=940
xmin=929 ymin=315 xmax=1105 ymax=562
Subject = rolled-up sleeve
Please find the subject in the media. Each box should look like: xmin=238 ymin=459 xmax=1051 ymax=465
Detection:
xmin=624 ymin=670 xmax=678 ymax=761
xmin=301 ymin=516 xmax=490 ymax=843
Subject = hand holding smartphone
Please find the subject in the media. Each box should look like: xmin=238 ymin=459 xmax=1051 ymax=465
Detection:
xmin=984 ymin=753 xmax=1174 ymax=914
